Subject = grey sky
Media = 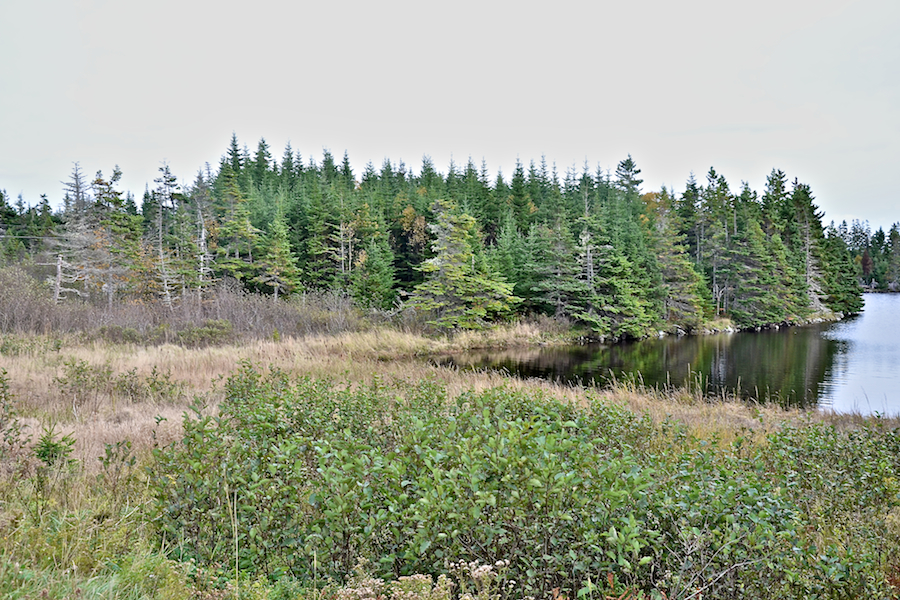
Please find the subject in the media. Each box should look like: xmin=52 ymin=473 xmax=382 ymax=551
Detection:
xmin=1 ymin=0 xmax=898 ymax=231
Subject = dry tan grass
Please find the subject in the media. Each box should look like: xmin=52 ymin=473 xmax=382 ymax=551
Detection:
xmin=3 ymin=329 xmax=891 ymax=473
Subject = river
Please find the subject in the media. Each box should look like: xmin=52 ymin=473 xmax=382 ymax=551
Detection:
xmin=443 ymin=294 xmax=900 ymax=416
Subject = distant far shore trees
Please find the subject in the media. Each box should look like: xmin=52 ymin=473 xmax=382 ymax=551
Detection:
xmin=0 ymin=134 xmax=870 ymax=338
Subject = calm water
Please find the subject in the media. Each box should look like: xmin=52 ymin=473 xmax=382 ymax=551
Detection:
xmin=444 ymin=294 xmax=900 ymax=415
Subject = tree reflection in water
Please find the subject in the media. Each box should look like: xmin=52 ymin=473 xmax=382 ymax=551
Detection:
xmin=442 ymin=324 xmax=840 ymax=409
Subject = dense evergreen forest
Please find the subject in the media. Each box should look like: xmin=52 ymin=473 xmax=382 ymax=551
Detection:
xmin=0 ymin=134 xmax=870 ymax=338
xmin=838 ymin=218 xmax=900 ymax=291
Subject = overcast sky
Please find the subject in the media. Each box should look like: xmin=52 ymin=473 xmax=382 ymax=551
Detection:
xmin=1 ymin=0 xmax=898 ymax=230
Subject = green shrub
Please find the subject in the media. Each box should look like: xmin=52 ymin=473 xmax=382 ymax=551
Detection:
xmin=54 ymin=358 xmax=186 ymax=410
xmin=0 ymin=368 xmax=27 ymax=460
xmin=176 ymin=319 xmax=234 ymax=347
xmin=148 ymin=365 xmax=897 ymax=599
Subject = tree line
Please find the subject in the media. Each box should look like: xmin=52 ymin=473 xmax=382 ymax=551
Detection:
xmin=832 ymin=219 xmax=900 ymax=291
xmin=0 ymin=134 xmax=865 ymax=338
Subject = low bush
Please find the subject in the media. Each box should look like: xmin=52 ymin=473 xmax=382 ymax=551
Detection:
xmin=149 ymin=365 xmax=898 ymax=598
xmin=0 ymin=268 xmax=370 ymax=345
xmin=53 ymin=358 xmax=187 ymax=415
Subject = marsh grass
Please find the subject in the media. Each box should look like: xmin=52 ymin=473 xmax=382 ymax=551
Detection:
xmin=2 ymin=328 xmax=882 ymax=477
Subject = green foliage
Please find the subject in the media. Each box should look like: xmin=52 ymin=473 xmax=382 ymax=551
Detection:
xmin=1 ymin=357 xmax=896 ymax=599
xmin=29 ymin=423 xmax=79 ymax=518
xmin=55 ymin=357 xmax=113 ymax=411
xmin=728 ymin=221 xmax=807 ymax=327
xmin=98 ymin=439 xmax=138 ymax=503
xmin=148 ymin=365 xmax=895 ymax=599
xmin=33 ymin=424 xmax=75 ymax=469
xmin=523 ymin=219 xmax=582 ymax=318
xmin=1 ymin=137 xmax=866 ymax=334
xmin=54 ymin=357 xmax=188 ymax=410
xmin=351 ymin=236 xmax=397 ymax=310
xmin=0 ymin=368 xmax=27 ymax=459
xmin=255 ymin=210 xmax=302 ymax=299
xmin=408 ymin=198 xmax=520 ymax=330
xmin=573 ymin=233 xmax=654 ymax=340
xmin=215 ymin=166 xmax=259 ymax=282
xmin=114 ymin=365 xmax=186 ymax=404
xmin=765 ymin=421 xmax=900 ymax=547
xmin=821 ymin=226 xmax=866 ymax=315
xmin=0 ymin=552 xmax=192 ymax=600
xmin=176 ymin=318 xmax=234 ymax=347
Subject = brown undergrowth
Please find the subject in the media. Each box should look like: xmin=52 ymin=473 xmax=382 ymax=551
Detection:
xmin=1 ymin=329 xmax=883 ymax=474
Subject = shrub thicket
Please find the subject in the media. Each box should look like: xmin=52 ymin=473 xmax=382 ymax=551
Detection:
xmin=149 ymin=365 xmax=900 ymax=599
xmin=0 ymin=266 xmax=366 ymax=345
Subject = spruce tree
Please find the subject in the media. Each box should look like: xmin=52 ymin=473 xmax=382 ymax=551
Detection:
xmin=215 ymin=167 xmax=259 ymax=282
xmin=351 ymin=237 xmax=397 ymax=310
xmin=821 ymin=226 xmax=864 ymax=315
xmin=255 ymin=210 xmax=301 ymax=300
xmin=149 ymin=164 xmax=180 ymax=307
xmin=648 ymin=188 xmax=709 ymax=330
xmin=525 ymin=218 xmax=582 ymax=317
xmin=407 ymin=198 xmax=518 ymax=329
xmin=886 ymin=224 xmax=900 ymax=289
xmin=250 ymin=138 xmax=273 ymax=190
xmin=509 ymin=159 xmax=534 ymax=231
xmin=489 ymin=210 xmax=527 ymax=298
xmin=728 ymin=221 xmax=805 ymax=327
xmin=572 ymin=211 xmax=652 ymax=339
xmin=92 ymin=166 xmax=144 ymax=307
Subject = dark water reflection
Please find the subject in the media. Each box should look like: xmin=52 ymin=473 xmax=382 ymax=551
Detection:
xmin=443 ymin=294 xmax=900 ymax=415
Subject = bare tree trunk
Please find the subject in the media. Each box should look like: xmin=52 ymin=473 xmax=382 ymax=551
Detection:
xmin=54 ymin=254 xmax=62 ymax=304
